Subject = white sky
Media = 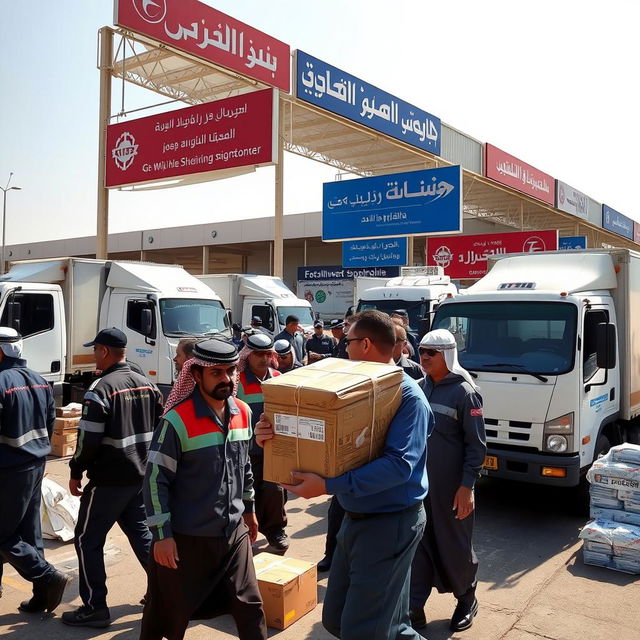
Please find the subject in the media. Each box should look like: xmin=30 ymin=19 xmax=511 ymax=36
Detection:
xmin=1 ymin=0 xmax=639 ymax=244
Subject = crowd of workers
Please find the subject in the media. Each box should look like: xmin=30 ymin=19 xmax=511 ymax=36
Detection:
xmin=0 ymin=306 xmax=486 ymax=640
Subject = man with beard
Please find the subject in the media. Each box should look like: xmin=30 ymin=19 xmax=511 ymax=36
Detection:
xmin=141 ymin=339 xmax=266 ymax=640
xmin=235 ymin=334 xmax=288 ymax=551
xmin=410 ymin=329 xmax=486 ymax=633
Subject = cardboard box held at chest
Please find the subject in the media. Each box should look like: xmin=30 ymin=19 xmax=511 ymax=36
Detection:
xmin=254 ymin=552 xmax=317 ymax=629
xmin=262 ymin=358 xmax=403 ymax=484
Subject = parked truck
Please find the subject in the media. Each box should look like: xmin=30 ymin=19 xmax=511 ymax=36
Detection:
xmin=0 ymin=258 xmax=229 ymax=400
xmin=431 ymin=248 xmax=640 ymax=495
xmin=196 ymin=273 xmax=314 ymax=336
xmin=356 ymin=267 xmax=457 ymax=338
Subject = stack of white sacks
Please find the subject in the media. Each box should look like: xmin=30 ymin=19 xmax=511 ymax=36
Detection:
xmin=579 ymin=443 xmax=640 ymax=574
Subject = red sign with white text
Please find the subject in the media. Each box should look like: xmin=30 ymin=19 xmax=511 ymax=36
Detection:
xmin=485 ymin=144 xmax=555 ymax=206
xmin=114 ymin=0 xmax=290 ymax=91
xmin=426 ymin=230 xmax=558 ymax=279
xmin=105 ymin=89 xmax=276 ymax=188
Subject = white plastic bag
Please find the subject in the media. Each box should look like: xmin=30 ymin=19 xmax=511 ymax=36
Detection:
xmin=40 ymin=476 xmax=80 ymax=542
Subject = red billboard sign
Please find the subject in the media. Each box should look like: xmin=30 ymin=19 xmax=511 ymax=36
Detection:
xmin=485 ymin=144 xmax=555 ymax=206
xmin=426 ymin=230 xmax=559 ymax=279
xmin=114 ymin=0 xmax=290 ymax=92
xmin=105 ymin=89 xmax=276 ymax=188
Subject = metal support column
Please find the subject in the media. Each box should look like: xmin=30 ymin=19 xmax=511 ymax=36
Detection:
xmin=96 ymin=27 xmax=113 ymax=260
xmin=202 ymin=245 xmax=210 ymax=274
xmin=273 ymin=98 xmax=284 ymax=278
xmin=407 ymin=236 xmax=414 ymax=266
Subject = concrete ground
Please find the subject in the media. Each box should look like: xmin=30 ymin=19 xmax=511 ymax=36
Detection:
xmin=1 ymin=457 xmax=638 ymax=640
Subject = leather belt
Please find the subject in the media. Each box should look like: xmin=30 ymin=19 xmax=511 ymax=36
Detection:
xmin=344 ymin=502 xmax=422 ymax=520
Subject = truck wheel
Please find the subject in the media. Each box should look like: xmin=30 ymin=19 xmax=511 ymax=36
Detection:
xmin=575 ymin=434 xmax=612 ymax=515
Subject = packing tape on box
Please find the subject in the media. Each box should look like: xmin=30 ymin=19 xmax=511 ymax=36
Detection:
xmin=290 ymin=365 xmax=379 ymax=472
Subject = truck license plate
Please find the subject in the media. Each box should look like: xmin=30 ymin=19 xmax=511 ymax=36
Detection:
xmin=483 ymin=455 xmax=498 ymax=471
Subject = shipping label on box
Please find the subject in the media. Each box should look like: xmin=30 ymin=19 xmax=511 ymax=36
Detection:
xmin=253 ymin=552 xmax=317 ymax=630
xmin=262 ymin=359 xmax=403 ymax=484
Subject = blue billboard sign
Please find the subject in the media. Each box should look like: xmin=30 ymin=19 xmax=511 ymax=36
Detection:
xmin=559 ymin=236 xmax=587 ymax=250
xmin=603 ymin=204 xmax=633 ymax=240
xmin=322 ymin=166 xmax=462 ymax=242
xmin=342 ymin=238 xmax=408 ymax=268
xmin=295 ymin=50 xmax=441 ymax=156
xmin=297 ymin=265 xmax=400 ymax=281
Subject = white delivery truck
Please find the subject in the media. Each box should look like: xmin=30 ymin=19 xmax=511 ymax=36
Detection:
xmin=356 ymin=267 xmax=457 ymax=338
xmin=0 ymin=258 xmax=229 ymax=400
xmin=431 ymin=249 xmax=640 ymax=494
xmin=196 ymin=274 xmax=314 ymax=337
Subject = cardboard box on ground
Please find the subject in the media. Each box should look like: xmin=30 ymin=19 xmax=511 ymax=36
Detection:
xmin=262 ymin=359 xmax=403 ymax=484
xmin=50 ymin=403 xmax=82 ymax=457
xmin=253 ymin=552 xmax=317 ymax=629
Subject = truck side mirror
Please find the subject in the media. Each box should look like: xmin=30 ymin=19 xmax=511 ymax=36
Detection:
xmin=596 ymin=322 xmax=616 ymax=369
xmin=141 ymin=308 xmax=153 ymax=337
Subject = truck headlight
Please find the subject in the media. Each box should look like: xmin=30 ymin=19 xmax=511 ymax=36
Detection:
xmin=546 ymin=435 xmax=568 ymax=453
xmin=543 ymin=413 xmax=573 ymax=452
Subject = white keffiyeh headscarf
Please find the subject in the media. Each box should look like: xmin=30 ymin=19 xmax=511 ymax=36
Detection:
xmin=420 ymin=329 xmax=479 ymax=391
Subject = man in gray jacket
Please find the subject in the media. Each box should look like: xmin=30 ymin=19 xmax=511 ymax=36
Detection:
xmin=410 ymin=329 xmax=486 ymax=633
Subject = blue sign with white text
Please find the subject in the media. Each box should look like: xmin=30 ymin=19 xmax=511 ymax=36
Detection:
xmin=559 ymin=236 xmax=587 ymax=250
xmin=295 ymin=50 xmax=441 ymax=156
xmin=323 ymin=166 xmax=462 ymax=242
xmin=342 ymin=238 xmax=408 ymax=268
xmin=603 ymin=205 xmax=633 ymax=240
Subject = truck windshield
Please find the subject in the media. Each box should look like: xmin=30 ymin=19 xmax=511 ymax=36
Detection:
xmin=276 ymin=305 xmax=314 ymax=327
xmin=160 ymin=298 xmax=229 ymax=337
xmin=357 ymin=300 xmax=427 ymax=334
xmin=432 ymin=301 xmax=577 ymax=375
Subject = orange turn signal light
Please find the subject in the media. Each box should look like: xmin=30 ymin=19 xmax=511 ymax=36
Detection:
xmin=582 ymin=436 xmax=591 ymax=445
xmin=541 ymin=467 xmax=567 ymax=478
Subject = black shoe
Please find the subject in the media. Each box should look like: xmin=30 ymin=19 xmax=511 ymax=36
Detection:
xmin=61 ymin=605 xmax=111 ymax=628
xmin=317 ymin=555 xmax=332 ymax=572
xmin=450 ymin=597 xmax=478 ymax=632
xmin=409 ymin=607 xmax=427 ymax=630
xmin=42 ymin=570 xmax=71 ymax=613
xmin=266 ymin=530 xmax=289 ymax=552
xmin=18 ymin=595 xmax=47 ymax=613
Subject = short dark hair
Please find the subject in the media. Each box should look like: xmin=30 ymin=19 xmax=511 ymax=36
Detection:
xmin=349 ymin=310 xmax=396 ymax=352
xmin=178 ymin=338 xmax=198 ymax=357
xmin=285 ymin=315 xmax=299 ymax=325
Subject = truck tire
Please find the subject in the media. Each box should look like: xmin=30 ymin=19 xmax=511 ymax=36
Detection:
xmin=575 ymin=434 xmax=612 ymax=514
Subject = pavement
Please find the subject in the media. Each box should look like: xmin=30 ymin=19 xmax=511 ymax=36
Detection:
xmin=0 ymin=457 xmax=638 ymax=640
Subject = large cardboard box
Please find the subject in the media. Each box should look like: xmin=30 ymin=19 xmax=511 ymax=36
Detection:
xmin=56 ymin=403 xmax=82 ymax=418
xmin=50 ymin=430 xmax=77 ymax=457
xmin=253 ymin=552 xmax=317 ymax=629
xmin=54 ymin=417 xmax=80 ymax=433
xmin=262 ymin=359 xmax=403 ymax=484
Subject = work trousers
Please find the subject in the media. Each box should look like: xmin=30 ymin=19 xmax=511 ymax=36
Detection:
xmin=0 ymin=460 xmax=55 ymax=588
xmin=74 ymin=482 xmax=151 ymax=609
xmin=140 ymin=524 xmax=267 ymax=640
xmin=322 ymin=503 xmax=427 ymax=640
xmin=249 ymin=455 xmax=288 ymax=536
xmin=324 ymin=495 xmax=346 ymax=558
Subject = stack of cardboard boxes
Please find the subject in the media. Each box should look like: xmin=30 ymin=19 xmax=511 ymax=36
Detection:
xmin=50 ymin=403 xmax=82 ymax=457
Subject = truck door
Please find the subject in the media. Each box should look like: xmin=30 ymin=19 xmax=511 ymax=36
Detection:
xmin=121 ymin=297 xmax=158 ymax=380
xmin=0 ymin=288 xmax=65 ymax=381
xmin=580 ymin=307 xmax=617 ymax=462
xmin=248 ymin=303 xmax=276 ymax=336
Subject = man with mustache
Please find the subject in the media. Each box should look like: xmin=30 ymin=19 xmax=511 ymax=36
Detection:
xmin=141 ymin=338 xmax=266 ymax=640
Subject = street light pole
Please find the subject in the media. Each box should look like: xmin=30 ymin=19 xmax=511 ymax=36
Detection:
xmin=1 ymin=172 xmax=22 ymax=274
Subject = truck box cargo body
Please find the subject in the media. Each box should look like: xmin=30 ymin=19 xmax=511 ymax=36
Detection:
xmin=197 ymin=274 xmax=314 ymax=336
xmin=0 ymin=258 xmax=229 ymax=399
xmin=431 ymin=249 xmax=640 ymax=488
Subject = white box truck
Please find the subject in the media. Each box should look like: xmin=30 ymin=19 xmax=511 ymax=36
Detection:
xmin=431 ymin=249 xmax=640 ymax=493
xmin=196 ymin=274 xmax=315 ymax=336
xmin=0 ymin=258 xmax=229 ymax=399
xmin=356 ymin=267 xmax=457 ymax=338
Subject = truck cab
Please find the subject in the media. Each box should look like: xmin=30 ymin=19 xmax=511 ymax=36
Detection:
xmin=431 ymin=250 xmax=633 ymax=489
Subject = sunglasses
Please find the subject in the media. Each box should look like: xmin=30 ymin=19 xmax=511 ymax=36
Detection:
xmin=419 ymin=348 xmax=441 ymax=357
xmin=344 ymin=336 xmax=367 ymax=346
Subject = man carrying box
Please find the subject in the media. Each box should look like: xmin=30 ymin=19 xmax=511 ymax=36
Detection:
xmin=255 ymin=310 xmax=433 ymax=640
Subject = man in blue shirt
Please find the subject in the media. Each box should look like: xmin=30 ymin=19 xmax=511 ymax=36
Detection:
xmin=256 ymin=310 xmax=433 ymax=640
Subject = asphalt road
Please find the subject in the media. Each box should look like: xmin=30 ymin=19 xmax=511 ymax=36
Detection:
xmin=0 ymin=458 xmax=638 ymax=640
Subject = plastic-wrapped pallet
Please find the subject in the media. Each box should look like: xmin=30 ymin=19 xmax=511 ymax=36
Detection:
xmin=589 ymin=484 xmax=623 ymax=509
xmin=590 ymin=505 xmax=640 ymax=527
xmin=609 ymin=443 xmax=640 ymax=465
xmin=579 ymin=518 xmax=640 ymax=573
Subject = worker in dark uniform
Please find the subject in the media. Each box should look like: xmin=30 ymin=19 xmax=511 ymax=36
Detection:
xmin=274 ymin=315 xmax=305 ymax=364
xmin=392 ymin=321 xmax=424 ymax=382
xmin=63 ymin=328 xmax=164 ymax=628
xmin=141 ymin=338 xmax=266 ymax=640
xmin=0 ymin=328 xmax=70 ymax=615
xmin=330 ymin=319 xmax=349 ymax=359
xmin=410 ymin=329 xmax=486 ymax=633
xmin=305 ymin=321 xmax=336 ymax=363
xmin=235 ymin=334 xmax=288 ymax=551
